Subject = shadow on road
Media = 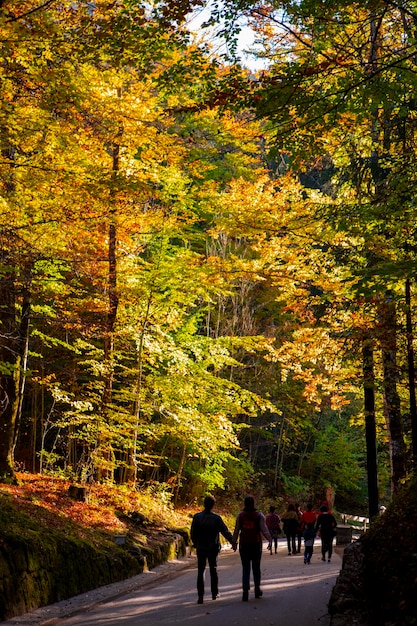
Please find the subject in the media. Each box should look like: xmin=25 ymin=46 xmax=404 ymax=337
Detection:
xmin=44 ymin=542 xmax=339 ymax=626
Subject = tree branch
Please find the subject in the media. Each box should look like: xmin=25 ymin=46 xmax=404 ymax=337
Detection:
xmin=6 ymin=0 xmax=57 ymax=22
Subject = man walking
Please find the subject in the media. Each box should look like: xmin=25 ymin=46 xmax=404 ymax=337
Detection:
xmin=191 ymin=496 xmax=236 ymax=604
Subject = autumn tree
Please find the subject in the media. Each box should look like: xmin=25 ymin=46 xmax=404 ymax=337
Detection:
xmin=203 ymin=0 xmax=417 ymax=498
xmin=1 ymin=0 xmax=408 ymax=512
xmin=0 ymin=0 xmax=215 ymax=482
xmin=0 ymin=0 xmax=286 ymax=498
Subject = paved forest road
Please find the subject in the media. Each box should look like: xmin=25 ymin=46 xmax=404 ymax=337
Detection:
xmin=5 ymin=540 xmax=341 ymax=626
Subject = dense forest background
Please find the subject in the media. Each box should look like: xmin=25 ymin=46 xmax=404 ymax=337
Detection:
xmin=1 ymin=0 xmax=417 ymax=517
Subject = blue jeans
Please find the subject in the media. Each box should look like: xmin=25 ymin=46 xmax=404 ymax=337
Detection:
xmin=196 ymin=547 xmax=219 ymax=598
xmin=239 ymin=543 xmax=262 ymax=592
xmin=304 ymin=545 xmax=313 ymax=562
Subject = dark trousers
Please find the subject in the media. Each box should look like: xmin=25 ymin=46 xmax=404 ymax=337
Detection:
xmin=270 ymin=532 xmax=278 ymax=553
xmin=286 ymin=533 xmax=297 ymax=554
xmin=196 ymin=547 xmax=218 ymax=599
xmin=321 ymin=534 xmax=333 ymax=560
xmin=239 ymin=543 xmax=262 ymax=592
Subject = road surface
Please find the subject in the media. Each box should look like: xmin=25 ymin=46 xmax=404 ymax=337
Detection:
xmin=5 ymin=539 xmax=341 ymax=626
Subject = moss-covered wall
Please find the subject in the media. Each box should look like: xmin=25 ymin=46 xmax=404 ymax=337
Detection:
xmin=0 ymin=494 xmax=189 ymax=622
xmin=0 ymin=530 xmax=141 ymax=620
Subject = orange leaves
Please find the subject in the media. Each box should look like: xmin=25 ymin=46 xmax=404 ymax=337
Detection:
xmin=2 ymin=473 xmax=124 ymax=534
xmin=1 ymin=473 xmax=190 ymax=536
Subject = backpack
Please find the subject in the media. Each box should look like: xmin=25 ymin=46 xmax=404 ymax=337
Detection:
xmin=266 ymin=512 xmax=281 ymax=532
xmin=238 ymin=510 xmax=262 ymax=544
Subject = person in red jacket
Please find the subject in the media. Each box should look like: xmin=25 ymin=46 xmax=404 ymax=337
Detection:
xmin=232 ymin=496 xmax=272 ymax=601
xmin=300 ymin=502 xmax=317 ymax=530
xmin=321 ymin=499 xmax=333 ymax=514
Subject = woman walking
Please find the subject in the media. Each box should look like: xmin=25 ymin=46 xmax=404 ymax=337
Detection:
xmin=233 ymin=496 xmax=272 ymax=601
xmin=281 ymin=503 xmax=299 ymax=555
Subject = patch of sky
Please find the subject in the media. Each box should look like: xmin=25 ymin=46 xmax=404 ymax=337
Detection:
xmin=185 ymin=1 xmax=270 ymax=71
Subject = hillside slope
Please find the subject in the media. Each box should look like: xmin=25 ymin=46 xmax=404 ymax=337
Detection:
xmin=0 ymin=475 xmax=190 ymax=620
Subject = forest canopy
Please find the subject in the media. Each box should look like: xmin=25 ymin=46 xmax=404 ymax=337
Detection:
xmin=1 ymin=0 xmax=417 ymax=516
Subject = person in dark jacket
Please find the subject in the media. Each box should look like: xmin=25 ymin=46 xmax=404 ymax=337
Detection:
xmin=315 ymin=504 xmax=337 ymax=562
xmin=232 ymin=495 xmax=272 ymax=601
xmin=191 ymin=496 xmax=236 ymax=604
xmin=281 ymin=503 xmax=299 ymax=555
xmin=265 ymin=505 xmax=281 ymax=554
xmin=295 ymin=503 xmax=303 ymax=553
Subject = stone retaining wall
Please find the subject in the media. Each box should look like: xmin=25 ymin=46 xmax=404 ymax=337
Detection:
xmin=329 ymin=540 xmax=368 ymax=626
xmin=0 ymin=529 xmax=187 ymax=621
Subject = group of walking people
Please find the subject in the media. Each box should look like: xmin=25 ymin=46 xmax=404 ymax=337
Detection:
xmin=190 ymin=495 xmax=337 ymax=604
xmin=278 ymin=501 xmax=337 ymax=564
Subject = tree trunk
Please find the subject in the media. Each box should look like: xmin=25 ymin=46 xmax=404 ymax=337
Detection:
xmin=0 ymin=249 xmax=31 ymax=483
xmin=133 ymin=286 xmax=154 ymax=485
xmin=12 ymin=271 xmax=31 ymax=456
xmin=405 ymin=279 xmax=417 ymax=466
xmin=274 ymin=417 xmax=286 ymax=491
xmin=173 ymin=443 xmax=186 ymax=505
xmin=377 ymin=297 xmax=407 ymax=493
xmin=97 ymin=108 xmax=122 ymax=482
xmin=362 ymin=336 xmax=379 ymax=522
xmin=367 ymin=14 xmax=406 ymax=493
